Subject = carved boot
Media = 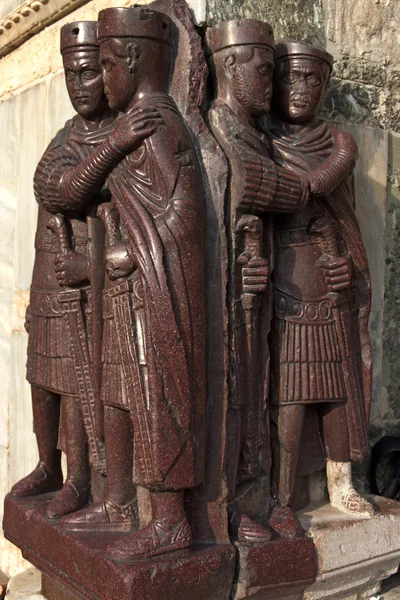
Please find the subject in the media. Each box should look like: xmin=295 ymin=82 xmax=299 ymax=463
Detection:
xmin=10 ymin=461 xmax=63 ymax=498
xmin=268 ymin=506 xmax=304 ymax=539
xmin=106 ymin=517 xmax=192 ymax=562
xmin=228 ymin=502 xmax=272 ymax=543
xmin=60 ymin=498 xmax=138 ymax=531
xmin=46 ymin=480 xmax=90 ymax=520
xmin=327 ymin=459 xmax=374 ymax=518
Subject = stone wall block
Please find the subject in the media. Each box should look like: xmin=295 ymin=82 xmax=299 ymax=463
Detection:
xmin=325 ymin=0 xmax=400 ymax=67
xmin=206 ymin=0 xmax=325 ymax=46
xmin=15 ymin=82 xmax=47 ymax=290
xmin=9 ymin=331 xmax=37 ymax=489
xmin=383 ymin=131 xmax=400 ymax=419
xmin=47 ymin=71 xmax=74 ymax=143
xmin=0 ymin=95 xmax=19 ymax=450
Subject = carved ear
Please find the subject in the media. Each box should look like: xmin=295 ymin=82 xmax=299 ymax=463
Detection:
xmin=125 ymin=42 xmax=141 ymax=74
xmin=223 ymin=53 xmax=237 ymax=77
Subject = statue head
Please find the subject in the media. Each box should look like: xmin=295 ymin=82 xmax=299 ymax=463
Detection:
xmin=272 ymin=40 xmax=333 ymax=125
xmin=61 ymin=21 xmax=108 ymax=120
xmin=97 ymin=7 xmax=173 ymax=112
xmin=207 ymin=19 xmax=275 ymax=120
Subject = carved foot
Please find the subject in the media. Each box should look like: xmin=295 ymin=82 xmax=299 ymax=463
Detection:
xmin=327 ymin=459 xmax=374 ymax=518
xmin=10 ymin=462 xmax=63 ymax=497
xmin=60 ymin=498 xmax=138 ymax=531
xmin=46 ymin=480 xmax=89 ymax=520
xmin=331 ymin=490 xmax=374 ymax=518
xmin=106 ymin=517 xmax=192 ymax=562
xmin=228 ymin=503 xmax=272 ymax=543
xmin=268 ymin=506 xmax=304 ymax=539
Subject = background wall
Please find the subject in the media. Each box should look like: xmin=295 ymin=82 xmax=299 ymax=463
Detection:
xmin=0 ymin=0 xmax=398 ymax=577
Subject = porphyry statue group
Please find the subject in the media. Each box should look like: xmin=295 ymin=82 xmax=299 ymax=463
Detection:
xmin=10 ymin=6 xmax=374 ymax=562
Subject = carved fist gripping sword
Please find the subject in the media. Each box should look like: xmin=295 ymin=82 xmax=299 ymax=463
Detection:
xmin=46 ymin=214 xmax=107 ymax=475
xmin=307 ymin=216 xmax=368 ymax=460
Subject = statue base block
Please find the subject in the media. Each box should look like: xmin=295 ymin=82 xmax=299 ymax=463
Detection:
xmin=233 ymin=537 xmax=317 ymax=599
xmin=3 ymin=493 xmax=236 ymax=600
xmin=299 ymin=496 xmax=400 ymax=599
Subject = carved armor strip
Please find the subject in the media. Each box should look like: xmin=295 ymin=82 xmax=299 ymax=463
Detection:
xmin=275 ymin=318 xmax=347 ymax=404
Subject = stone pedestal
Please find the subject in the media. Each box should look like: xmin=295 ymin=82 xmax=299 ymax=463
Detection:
xmin=299 ymin=496 xmax=400 ymax=600
xmin=3 ymin=494 xmax=236 ymax=600
xmin=233 ymin=537 xmax=317 ymax=599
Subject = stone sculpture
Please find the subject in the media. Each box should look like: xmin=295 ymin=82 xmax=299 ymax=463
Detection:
xmin=268 ymin=39 xmax=374 ymax=526
xmin=59 ymin=6 xmax=207 ymax=562
xmin=206 ymin=19 xmax=314 ymax=539
xmin=10 ymin=21 xmax=117 ymax=520
xmin=3 ymin=7 xmax=383 ymax=600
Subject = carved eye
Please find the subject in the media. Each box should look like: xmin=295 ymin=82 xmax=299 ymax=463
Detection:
xmin=258 ymin=65 xmax=271 ymax=77
xmin=65 ymin=71 xmax=75 ymax=81
xmin=283 ymin=73 xmax=298 ymax=84
xmin=83 ymin=70 xmax=98 ymax=80
xmin=307 ymin=74 xmax=321 ymax=86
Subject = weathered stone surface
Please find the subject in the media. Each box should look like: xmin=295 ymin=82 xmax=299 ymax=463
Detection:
xmin=15 ymin=82 xmax=46 ymax=290
xmin=206 ymin=0 xmax=325 ymax=46
xmin=6 ymin=567 xmax=45 ymax=600
xmin=325 ymin=0 xmax=400 ymax=67
xmin=0 ymin=0 xmax=23 ymax=20
xmin=383 ymin=132 xmax=400 ymax=420
xmin=299 ymin=497 xmax=400 ymax=600
xmin=0 ymin=532 xmax=32 ymax=579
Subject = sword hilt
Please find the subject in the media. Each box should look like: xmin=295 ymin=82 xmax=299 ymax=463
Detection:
xmin=97 ymin=202 xmax=121 ymax=247
xmin=307 ymin=216 xmax=339 ymax=260
xmin=46 ymin=214 xmax=71 ymax=254
xmin=236 ymin=214 xmax=263 ymax=260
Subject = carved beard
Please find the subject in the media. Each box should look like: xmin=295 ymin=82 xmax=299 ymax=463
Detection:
xmin=233 ymin=64 xmax=271 ymax=118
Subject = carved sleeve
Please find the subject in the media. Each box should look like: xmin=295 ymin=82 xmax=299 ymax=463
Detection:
xmin=239 ymin=151 xmax=309 ymax=214
xmin=307 ymin=130 xmax=358 ymax=197
xmin=34 ymin=140 xmax=125 ymax=215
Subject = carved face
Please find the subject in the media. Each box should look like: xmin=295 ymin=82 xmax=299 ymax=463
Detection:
xmin=273 ymin=57 xmax=330 ymax=124
xmin=63 ymin=50 xmax=108 ymax=119
xmin=100 ymin=39 xmax=139 ymax=112
xmin=226 ymin=46 xmax=274 ymax=118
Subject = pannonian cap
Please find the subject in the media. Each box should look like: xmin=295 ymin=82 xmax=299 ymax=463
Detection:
xmin=206 ymin=19 xmax=274 ymax=54
xmin=98 ymin=7 xmax=173 ymax=46
xmin=275 ymin=39 xmax=333 ymax=71
xmin=61 ymin=21 xmax=99 ymax=54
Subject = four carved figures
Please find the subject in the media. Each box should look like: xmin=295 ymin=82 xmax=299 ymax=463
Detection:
xmin=10 ymin=4 xmax=374 ymax=562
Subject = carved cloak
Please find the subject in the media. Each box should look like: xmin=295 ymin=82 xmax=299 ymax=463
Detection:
xmin=106 ymin=94 xmax=206 ymax=491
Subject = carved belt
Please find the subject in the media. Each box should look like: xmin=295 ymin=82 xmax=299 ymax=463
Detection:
xmin=102 ymin=278 xmax=144 ymax=319
xmin=35 ymin=230 xmax=88 ymax=255
xmin=274 ymin=287 xmax=359 ymax=323
xmin=275 ymin=224 xmax=341 ymax=248
xmin=30 ymin=287 xmax=91 ymax=317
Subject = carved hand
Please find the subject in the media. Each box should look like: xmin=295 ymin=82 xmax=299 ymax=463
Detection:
xmin=321 ymin=255 xmax=352 ymax=292
xmin=237 ymin=253 xmax=269 ymax=294
xmin=110 ymin=108 xmax=163 ymax=154
xmin=54 ymin=251 xmax=89 ymax=287
xmin=105 ymin=242 xmax=137 ymax=281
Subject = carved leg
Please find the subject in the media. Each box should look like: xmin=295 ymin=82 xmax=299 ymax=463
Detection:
xmin=10 ymin=385 xmax=63 ymax=497
xmin=322 ymin=403 xmax=374 ymax=518
xmin=106 ymin=490 xmax=192 ymax=562
xmin=60 ymin=406 xmax=137 ymax=530
xmin=268 ymin=404 xmax=306 ymax=538
xmin=226 ymin=407 xmax=272 ymax=543
xmin=46 ymin=396 xmax=90 ymax=519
